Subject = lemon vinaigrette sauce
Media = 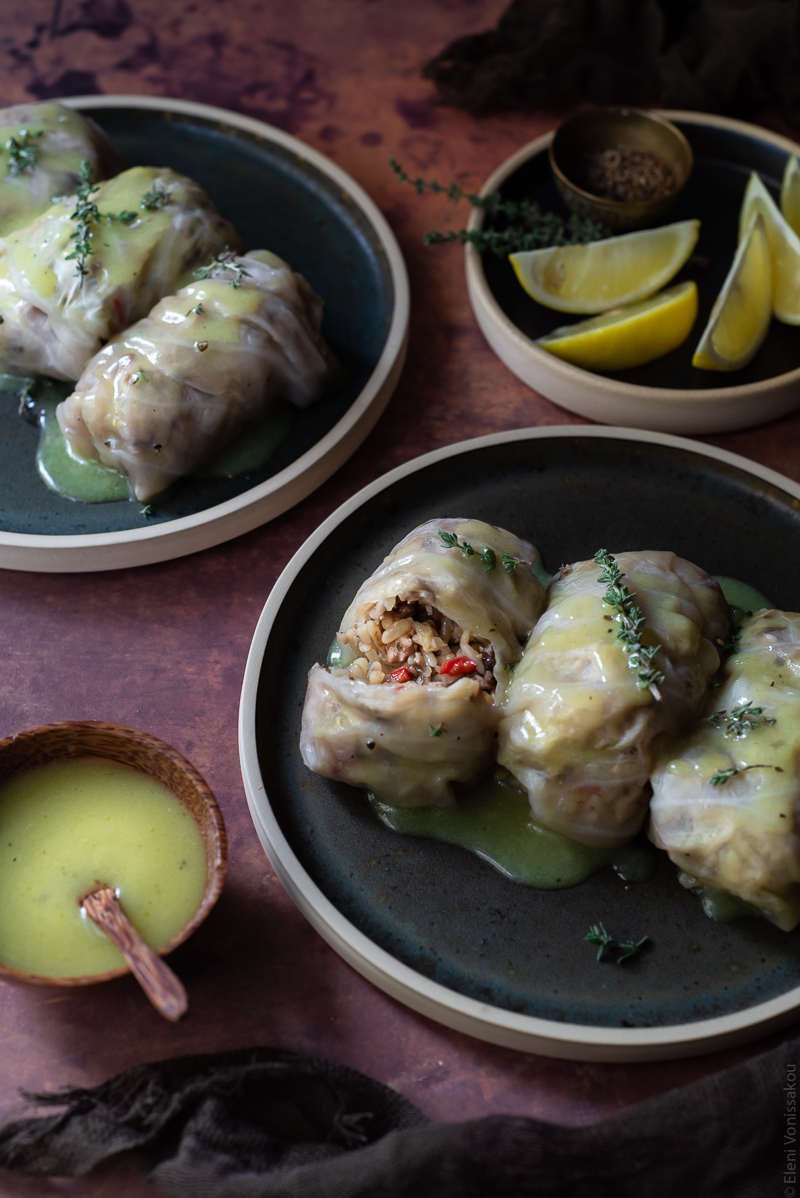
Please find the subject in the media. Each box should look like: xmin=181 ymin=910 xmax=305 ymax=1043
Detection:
xmin=369 ymin=775 xmax=656 ymax=889
xmin=29 ymin=382 xmax=296 ymax=503
xmin=35 ymin=395 xmax=295 ymax=502
xmin=0 ymin=757 xmax=207 ymax=977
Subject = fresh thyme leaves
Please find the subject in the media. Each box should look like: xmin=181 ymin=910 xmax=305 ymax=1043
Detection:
xmin=389 ymin=157 xmax=609 ymax=256
xmin=593 ymin=550 xmax=665 ymax=698
xmin=186 ymin=301 xmax=204 ymax=316
xmin=5 ymin=127 xmax=43 ymax=176
xmin=437 ymin=528 xmax=474 ymax=558
xmin=429 ymin=724 xmax=444 ymax=738
xmin=140 ymin=183 xmax=171 ymax=210
xmin=390 ymin=158 xmax=484 ymax=204
xmin=707 ymin=702 xmax=777 ymax=738
xmin=438 ymin=528 xmax=537 ymax=577
xmin=585 ymin=923 xmax=649 ymax=964
xmin=64 ymin=159 xmax=101 ymax=282
xmin=710 ymin=763 xmax=784 ymax=786
xmin=194 ymin=251 xmax=251 ymax=288
xmin=116 ymin=210 xmax=137 ymax=224
xmin=130 ymin=369 xmax=149 ymax=384
xmin=720 ymin=629 xmax=742 ymax=656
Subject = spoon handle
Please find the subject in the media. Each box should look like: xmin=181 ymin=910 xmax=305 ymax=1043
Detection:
xmin=82 ymin=886 xmax=188 ymax=1021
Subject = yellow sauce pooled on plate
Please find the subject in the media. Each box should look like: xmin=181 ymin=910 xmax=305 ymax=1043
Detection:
xmin=370 ymin=775 xmax=655 ymax=888
xmin=0 ymin=756 xmax=207 ymax=977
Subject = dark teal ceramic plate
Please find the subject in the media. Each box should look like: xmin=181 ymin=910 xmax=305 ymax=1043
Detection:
xmin=466 ymin=112 xmax=800 ymax=434
xmin=0 ymin=96 xmax=408 ymax=572
xmin=240 ymin=427 xmax=800 ymax=1060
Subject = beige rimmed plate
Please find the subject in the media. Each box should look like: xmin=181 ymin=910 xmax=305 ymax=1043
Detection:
xmin=0 ymin=95 xmax=408 ymax=572
xmin=466 ymin=111 xmax=800 ymax=434
xmin=240 ymin=425 xmax=800 ymax=1061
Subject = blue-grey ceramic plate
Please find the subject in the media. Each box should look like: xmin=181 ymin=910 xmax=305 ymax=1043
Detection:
xmin=467 ymin=112 xmax=800 ymax=434
xmin=240 ymin=426 xmax=800 ymax=1061
xmin=0 ymin=96 xmax=408 ymax=572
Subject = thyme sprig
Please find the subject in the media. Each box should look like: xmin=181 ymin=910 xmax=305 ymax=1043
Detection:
xmin=710 ymin=763 xmax=784 ymax=786
xmin=593 ymin=550 xmax=664 ymax=698
xmin=707 ymin=702 xmax=776 ymax=738
xmin=438 ymin=529 xmax=540 ymax=577
xmin=64 ymin=159 xmax=101 ymax=282
xmin=720 ymin=629 xmax=742 ymax=656
xmin=390 ymin=157 xmax=609 ymax=256
xmin=140 ymin=183 xmax=171 ymax=210
xmin=438 ymin=529 xmax=474 ymax=559
xmin=429 ymin=724 xmax=444 ymax=738
xmin=5 ymin=127 xmax=43 ymax=176
xmin=585 ymin=923 xmax=649 ymax=964
xmin=194 ymin=251 xmax=251 ymax=288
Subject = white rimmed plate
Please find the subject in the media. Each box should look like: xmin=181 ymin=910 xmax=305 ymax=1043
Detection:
xmin=466 ymin=112 xmax=800 ymax=434
xmin=240 ymin=425 xmax=800 ymax=1061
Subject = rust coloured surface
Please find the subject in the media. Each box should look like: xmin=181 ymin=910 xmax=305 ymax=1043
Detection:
xmin=0 ymin=1 xmax=799 ymax=1194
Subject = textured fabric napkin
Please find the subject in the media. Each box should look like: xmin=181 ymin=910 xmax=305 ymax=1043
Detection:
xmin=424 ymin=0 xmax=800 ymax=122
xmin=0 ymin=1038 xmax=795 ymax=1196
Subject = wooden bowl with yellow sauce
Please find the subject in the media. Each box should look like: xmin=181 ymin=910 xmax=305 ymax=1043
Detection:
xmin=0 ymin=721 xmax=226 ymax=987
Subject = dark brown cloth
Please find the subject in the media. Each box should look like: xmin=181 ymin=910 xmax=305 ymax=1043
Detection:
xmin=423 ymin=0 xmax=800 ymax=122
xmin=0 ymin=1037 xmax=795 ymax=1196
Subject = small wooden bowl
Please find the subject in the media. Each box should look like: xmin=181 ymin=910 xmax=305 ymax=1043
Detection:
xmin=0 ymin=721 xmax=227 ymax=987
xmin=549 ymin=107 xmax=694 ymax=232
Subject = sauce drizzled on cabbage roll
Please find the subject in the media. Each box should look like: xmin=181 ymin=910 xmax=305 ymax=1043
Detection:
xmin=650 ymin=608 xmax=800 ymax=930
xmin=55 ymin=251 xmax=331 ymax=501
xmin=498 ymin=551 xmax=729 ymax=848
xmin=301 ymin=519 xmax=546 ymax=807
xmin=0 ymin=165 xmax=241 ymax=381
xmin=0 ymin=102 xmax=121 ymax=235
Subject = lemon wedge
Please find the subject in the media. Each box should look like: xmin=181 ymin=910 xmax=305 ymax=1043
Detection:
xmin=739 ymin=172 xmax=800 ymax=324
xmin=509 ymin=219 xmax=700 ymax=314
xmin=536 ymin=281 xmax=698 ymax=371
xmin=692 ymin=213 xmax=771 ymax=371
xmin=780 ymin=154 xmax=800 ymax=236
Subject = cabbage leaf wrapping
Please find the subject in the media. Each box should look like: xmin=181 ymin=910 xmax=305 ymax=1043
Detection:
xmin=300 ymin=518 xmax=546 ymax=807
xmin=650 ymin=609 xmax=800 ymax=930
xmin=498 ymin=551 xmax=729 ymax=847
xmin=0 ymin=165 xmax=241 ymax=381
xmin=0 ymin=102 xmax=122 ymax=235
xmin=56 ymin=251 xmax=332 ymax=500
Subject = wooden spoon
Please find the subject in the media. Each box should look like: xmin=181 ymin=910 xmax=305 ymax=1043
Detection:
xmin=81 ymin=886 xmax=188 ymax=1021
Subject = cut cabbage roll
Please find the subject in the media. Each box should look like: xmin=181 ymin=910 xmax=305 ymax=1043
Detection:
xmin=498 ymin=551 xmax=729 ymax=847
xmin=0 ymin=102 xmax=121 ymax=235
xmin=650 ymin=609 xmax=800 ymax=930
xmin=0 ymin=165 xmax=241 ymax=381
xmin=56 ymin=251 xmax=331 ymax=500
xmin=301 ymin=519 xmax=547 ymax=807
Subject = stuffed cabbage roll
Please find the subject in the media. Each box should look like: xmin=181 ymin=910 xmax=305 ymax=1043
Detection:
xmin=0 ymin=102 xmax=121 ymax=235
xmin=498 ymin=551 xmax=729 ymax=847
xmin=56 ymin=250 xmax=332 ymax=500
xmin=0 ymin=104 xmax=122 ymax=234
xmin=0 ymin=165 xmax=241 ymax=381
xmin=301 ymin=518 xmax=547 ymax=807
xmin=650 ymin=609 xmax=800 ymax=930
